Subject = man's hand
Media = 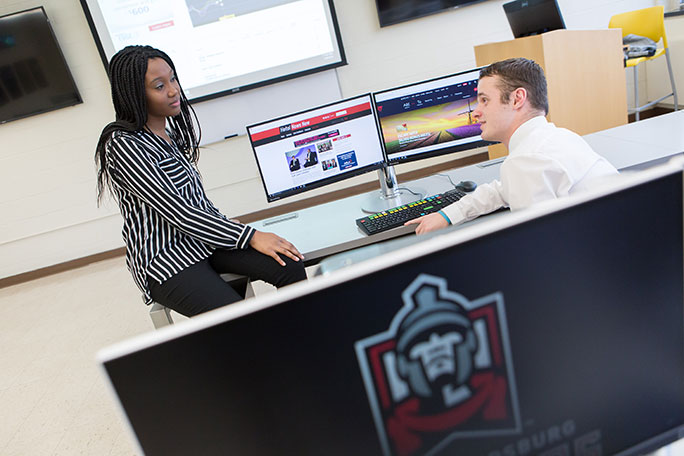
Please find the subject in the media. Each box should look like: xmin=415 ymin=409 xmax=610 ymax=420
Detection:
xmin=405 ymin=212 xmax=448 ymax=235
xmin=249 ymin=231 xmax=304 ymax=266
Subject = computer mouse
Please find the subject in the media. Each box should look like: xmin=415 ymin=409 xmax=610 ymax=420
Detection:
xmin=456 ymin=180 xmax=477 ymax=192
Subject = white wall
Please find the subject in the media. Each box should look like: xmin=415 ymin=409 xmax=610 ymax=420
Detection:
xmin=0 ymin=0 xmax=655 ymax=279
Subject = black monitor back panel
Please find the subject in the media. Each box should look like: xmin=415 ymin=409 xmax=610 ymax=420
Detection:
xmin=103 ymin=169 xmax=684 ymax=456
xmin=503 ymin=0 xmax=566 ymax=38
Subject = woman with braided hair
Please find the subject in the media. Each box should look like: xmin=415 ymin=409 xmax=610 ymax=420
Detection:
xmin=96 ymin=45 xmax=306 ymax=317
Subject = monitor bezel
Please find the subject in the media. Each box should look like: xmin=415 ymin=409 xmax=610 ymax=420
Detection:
xmin=372 ymin=67 xmax=495 ymax=166
xmin=0 ymin=6 xmax=83 ymax=125
xmin=247 ymin=92 xmax=386 ymax=203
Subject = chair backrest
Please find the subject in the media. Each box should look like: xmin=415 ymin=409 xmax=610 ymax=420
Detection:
xmin=608 ymin=6 xmax=668 ymax=48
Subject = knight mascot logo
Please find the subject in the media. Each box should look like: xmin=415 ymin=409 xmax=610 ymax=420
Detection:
xmin=355 ymin=274 xmax=521 ymax=456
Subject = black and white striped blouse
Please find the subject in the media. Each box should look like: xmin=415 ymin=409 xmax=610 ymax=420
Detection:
xmin=105 ymin=129 xmax=255 ymax=304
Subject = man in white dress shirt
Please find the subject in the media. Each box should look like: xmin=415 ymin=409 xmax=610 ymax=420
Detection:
xmin=406 ymin=58 xmax=618 ymax=234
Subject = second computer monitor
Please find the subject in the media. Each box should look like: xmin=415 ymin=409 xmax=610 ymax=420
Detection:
xmin=247 ymin=94 xmax=386 ymax=202
xmin=373 ymin=67 xmax=491 ymax=165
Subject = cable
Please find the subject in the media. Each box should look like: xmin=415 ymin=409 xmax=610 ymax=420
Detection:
xmin=434 ymin=173 xmax=458 ymax=189
xmin=396 ymin=187 xmax=422 ymax=196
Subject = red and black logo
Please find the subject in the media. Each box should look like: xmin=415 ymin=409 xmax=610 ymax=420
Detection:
xmin=355 ymin=274 xmax=521 ymax=456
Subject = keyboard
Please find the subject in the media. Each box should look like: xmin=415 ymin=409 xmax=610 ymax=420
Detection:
xmin=356 ymin=188 xmax=467 ymax=235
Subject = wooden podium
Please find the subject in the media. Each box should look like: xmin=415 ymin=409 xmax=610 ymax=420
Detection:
xmin=474 ymin=29 xmax=628 ymax=159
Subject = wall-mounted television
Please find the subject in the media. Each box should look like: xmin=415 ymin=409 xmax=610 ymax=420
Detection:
xmin=0 ymin=7 xmax=82 ymax=125
xmin=80 ymin=0 xmax=347 ymax=103
xmin=375 ymin=0 xmax=489 ymax=27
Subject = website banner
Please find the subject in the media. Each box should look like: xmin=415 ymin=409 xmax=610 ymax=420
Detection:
xmin=250 ymin=102 xmax=372 ymax=146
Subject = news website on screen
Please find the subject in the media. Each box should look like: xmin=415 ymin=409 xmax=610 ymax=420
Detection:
xmin=248 ymin=95 xmax=385 ymax=201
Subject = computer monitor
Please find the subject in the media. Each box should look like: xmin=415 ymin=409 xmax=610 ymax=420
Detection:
xmin=366 ymin=67 xmax=492 ymax=212
xmin=247 ymin=94 xmax=386 ymax=203
xmin=374 ymin=67 xmax=491 ymax=166
xmin=99 ymin=160 xmax=684 ymax=456
xmin=503 ymin=0 xmax=566 ymax=39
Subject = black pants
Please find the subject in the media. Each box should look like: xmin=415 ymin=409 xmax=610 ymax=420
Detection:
xmin=148 ymin=248 xmax=306 ymax=317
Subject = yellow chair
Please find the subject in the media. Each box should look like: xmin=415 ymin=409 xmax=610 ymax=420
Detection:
xmin=609 ymin=6 xmax=678 ymax=121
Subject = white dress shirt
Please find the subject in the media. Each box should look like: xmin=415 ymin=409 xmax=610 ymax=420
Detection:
xmin=442 ymin=116 xmax=619 ymax=225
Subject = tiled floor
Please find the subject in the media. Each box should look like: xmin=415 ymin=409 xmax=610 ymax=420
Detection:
xmin=0 ymin=257 xmax=281 ymax=455
xmin=1 ymin=257 xmax=684 ymax=455
xmin=0 ymin=258 xmax=157 ymax=455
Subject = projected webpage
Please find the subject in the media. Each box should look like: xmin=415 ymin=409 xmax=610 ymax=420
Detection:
xmin=88 ymin=0 xmax=339 ymax=100
xmin=374 ymin=69 xmax=485 ymax=163
xmin=248 ymin=95 xmax=385 ymax=201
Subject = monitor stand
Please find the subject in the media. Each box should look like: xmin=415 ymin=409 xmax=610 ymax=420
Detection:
xmin=361 ymin=165 xmax=425 ymax=214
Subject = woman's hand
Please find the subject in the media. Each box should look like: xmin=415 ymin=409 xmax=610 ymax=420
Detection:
xmin=249 ymin=231 xmax=304 ymax=266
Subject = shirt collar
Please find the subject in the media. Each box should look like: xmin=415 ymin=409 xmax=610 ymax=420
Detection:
xmin=508 ymin=115 xmax=548 ymax=155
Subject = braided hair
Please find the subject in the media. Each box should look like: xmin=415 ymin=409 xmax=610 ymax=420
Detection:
xmin=95 ymin=45 xmax=201 ymax=203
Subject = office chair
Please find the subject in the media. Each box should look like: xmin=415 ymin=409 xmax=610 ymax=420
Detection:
xmin=608 ymin=6 xmax=678 ymax=121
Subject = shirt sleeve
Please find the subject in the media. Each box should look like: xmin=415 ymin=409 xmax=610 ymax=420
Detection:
xmin=441 ymin=179 xmax=507 ymax=226
xmin=106 ymin=134 xmax=255 ymax=250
